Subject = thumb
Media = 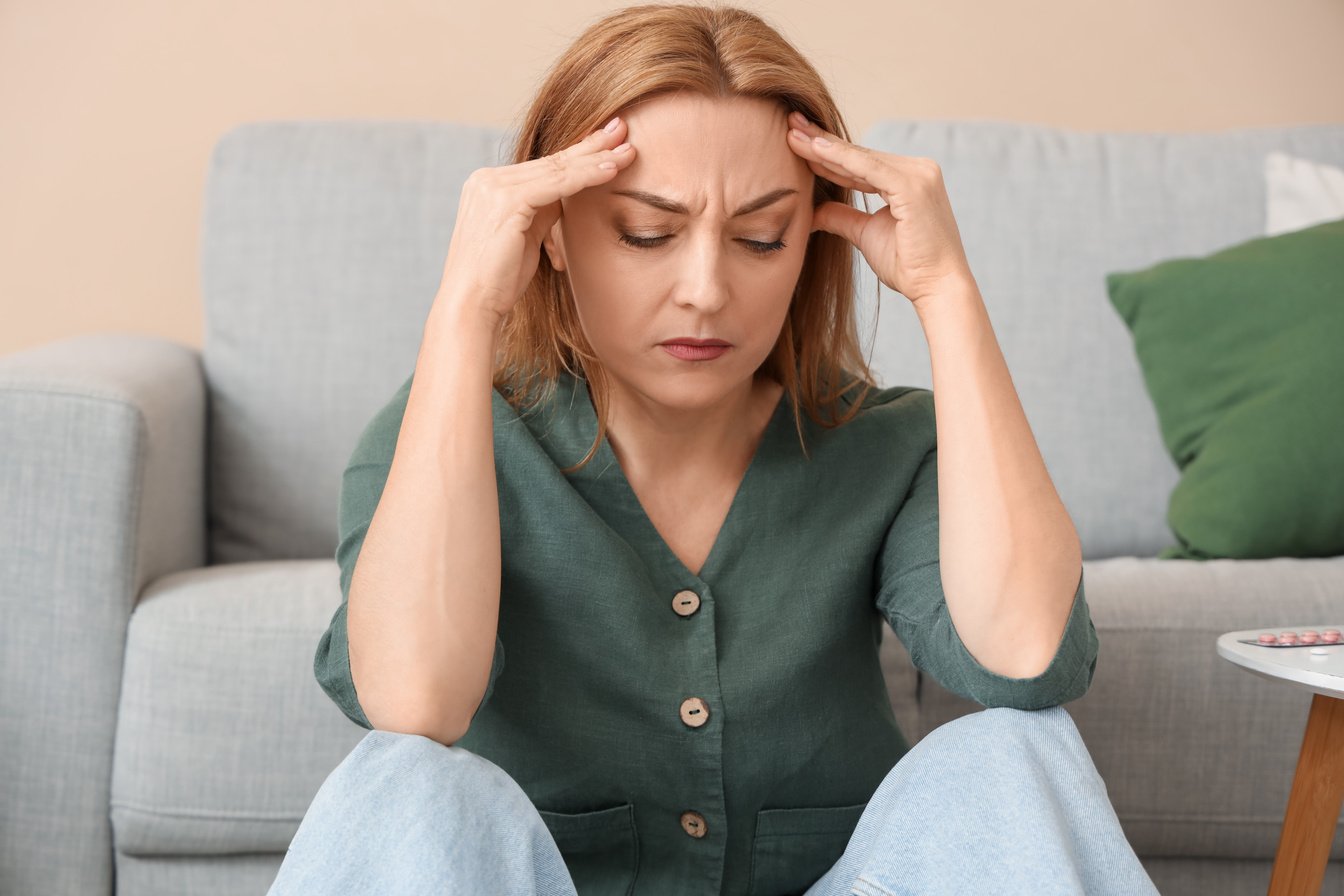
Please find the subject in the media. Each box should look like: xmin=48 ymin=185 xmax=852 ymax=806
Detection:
xmin=810 ymin=200 xmax=869 ymax=244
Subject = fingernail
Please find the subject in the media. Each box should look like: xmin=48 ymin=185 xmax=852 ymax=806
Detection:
xmin=813 ymin=135 xmax=832 ymax=147
xmin=789 ymin=128 xmax=808 ymax=141
xmin=604 ymin=116 xmax=620 ymax=133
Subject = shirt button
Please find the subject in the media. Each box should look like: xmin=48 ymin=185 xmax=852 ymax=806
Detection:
xmin=680 ymin=810 xmax=708 ymax=838
xmin=680 ymin=696 xmax=710 ymax=728
xmin=672 ymin=589 xmax=701 ymax=616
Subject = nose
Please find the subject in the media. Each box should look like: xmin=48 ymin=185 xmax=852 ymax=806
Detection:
xmin=672 ymin=231 xmax=731 ymax=315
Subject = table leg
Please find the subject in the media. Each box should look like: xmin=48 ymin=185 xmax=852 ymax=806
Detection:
xmin=1268 ymin=693 xmax=1344 ymax=896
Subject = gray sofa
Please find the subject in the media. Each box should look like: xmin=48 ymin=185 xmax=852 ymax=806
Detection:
xmin=3 ymin=116 xmax=1342 ymax=896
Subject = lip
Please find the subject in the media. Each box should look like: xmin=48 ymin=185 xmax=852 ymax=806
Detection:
xmin=661 ymin=342 xmax=730 ymax=361
xmin=659 ymin=337 xmax=731 ymax=347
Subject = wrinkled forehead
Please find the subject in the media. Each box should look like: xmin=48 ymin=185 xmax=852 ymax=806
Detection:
xmin=592 ymin=94 xmax=810 ymax=212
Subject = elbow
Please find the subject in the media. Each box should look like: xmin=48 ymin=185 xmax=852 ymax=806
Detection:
xmin=364 ymin=673 xmax=494 ymax=748
xmin=347 ymin=645 xmax=475 ymax=747
xmin=363 ymin=701 xmax=471 ymax=748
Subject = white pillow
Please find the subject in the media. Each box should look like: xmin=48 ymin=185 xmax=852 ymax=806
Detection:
xmin=1264 ymin=150 xmax=1344 ymax=236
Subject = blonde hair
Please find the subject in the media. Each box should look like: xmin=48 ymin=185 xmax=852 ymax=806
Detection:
xmin=493 ymin=1 xmax=879 ymax=472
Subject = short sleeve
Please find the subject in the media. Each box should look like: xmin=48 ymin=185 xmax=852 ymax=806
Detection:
xmin=315 ymin=378 xmax=506 ymax=731
xmin=874 ymin=441 xmax=1098 ymax=710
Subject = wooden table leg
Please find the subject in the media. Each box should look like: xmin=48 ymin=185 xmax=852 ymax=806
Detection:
xmin=1268 ymin=693 xmax=1344 ymax=896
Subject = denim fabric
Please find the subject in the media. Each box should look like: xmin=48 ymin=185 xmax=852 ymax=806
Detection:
xmin=267 ymin=705 xmax=1158 ymax=896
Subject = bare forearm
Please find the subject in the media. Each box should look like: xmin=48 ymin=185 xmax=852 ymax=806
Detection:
xmin=346 ymin=296 xmax=504 ymax=743
xmin=913 ymin=278 xmax=1082 ymax=679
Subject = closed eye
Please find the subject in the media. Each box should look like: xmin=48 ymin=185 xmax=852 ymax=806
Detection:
xmin=618 ymin=233 xmax=787 ymax=255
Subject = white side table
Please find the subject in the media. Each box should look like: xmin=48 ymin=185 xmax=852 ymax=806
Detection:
xmin=1217 ymin=627 xmax=1344 ymax=896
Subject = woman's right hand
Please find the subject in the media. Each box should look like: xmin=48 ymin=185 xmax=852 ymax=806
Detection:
xmin=434 ymin=116 xmax=636 ymax=324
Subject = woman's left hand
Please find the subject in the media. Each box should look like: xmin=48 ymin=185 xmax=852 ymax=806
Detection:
xmin=786 ymin=110 xmax=975 ymax=311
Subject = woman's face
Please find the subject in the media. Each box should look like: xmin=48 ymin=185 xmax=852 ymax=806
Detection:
xmin=544 ymin=92 xmax=816 ymax=412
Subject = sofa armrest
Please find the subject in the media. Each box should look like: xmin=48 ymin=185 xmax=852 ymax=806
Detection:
xmin=0 ymin=332 xmax=207 ymax=896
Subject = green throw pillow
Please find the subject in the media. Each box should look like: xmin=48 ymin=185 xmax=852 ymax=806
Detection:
xmin=1105 ymin=217 xmax=1344 ymax=560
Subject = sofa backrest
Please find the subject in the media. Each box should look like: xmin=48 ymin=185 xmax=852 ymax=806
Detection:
xmin=200 ymin=121 xmax=513 ymax=564
xmin=198 ymin=118 xmax=1344 ymax=565
xmin=855 ymin=120 xmax=1344 ymax=558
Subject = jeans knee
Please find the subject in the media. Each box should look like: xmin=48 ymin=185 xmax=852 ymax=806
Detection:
xmin=276 ymin=731 xmax=560 ymax=893
xmin=355 ymin=728 xmax=477 ymax=767
xmin=332 ymin=729 xmax=530 ymax=810
xmin=912 ymin=704 xmax=1091 ymax=771
xmin=934 ymin=704 xmax=1074 ymax=742
xmin=987 ymin=705 xmax=1087 ymax=754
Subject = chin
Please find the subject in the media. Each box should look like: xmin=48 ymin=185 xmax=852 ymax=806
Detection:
xmin=651 ymin=371 xmax=755 ymax=409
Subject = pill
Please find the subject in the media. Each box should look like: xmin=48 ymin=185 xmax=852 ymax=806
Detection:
xmin=1245 ymin=629 xmax=1343 ymax=648
xmin=1311 ymin=647 xmax=1330 ymax=656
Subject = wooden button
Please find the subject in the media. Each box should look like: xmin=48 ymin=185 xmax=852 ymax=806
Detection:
xmin=672 ymin=589 xmax=701 ymax=616
xmin=680 ymin=810 xmax=707 ymax=838
xmin=680 ymin=696 xmax=710 ymax=728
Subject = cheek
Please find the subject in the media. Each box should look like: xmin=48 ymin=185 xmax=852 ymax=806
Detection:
xmin=567 ymin=270 xmax=642 ymax=348
xmin=739 ymin=267 xmax=799 ymax=322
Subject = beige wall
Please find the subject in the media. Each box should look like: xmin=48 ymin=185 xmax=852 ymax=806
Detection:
xmin=3 ymin=0 xmax=1342 ymax=356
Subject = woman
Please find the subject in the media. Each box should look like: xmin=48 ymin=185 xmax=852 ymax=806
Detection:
xmin=269 ymin=4 xmax=1159 ymax=894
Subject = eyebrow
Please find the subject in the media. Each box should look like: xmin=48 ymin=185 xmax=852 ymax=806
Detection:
xmin=611 ymin=187 xmax=799 ymax=218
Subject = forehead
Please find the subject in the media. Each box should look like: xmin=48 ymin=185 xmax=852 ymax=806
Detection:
xmin=594 ymin=93 xmax=811 ymax=207
xmin=620 ymin=92 xmax=788 ymax=136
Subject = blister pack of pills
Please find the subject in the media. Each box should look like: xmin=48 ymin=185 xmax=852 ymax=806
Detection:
xmin=1236 ymin=629 xmax=1342 ymax=648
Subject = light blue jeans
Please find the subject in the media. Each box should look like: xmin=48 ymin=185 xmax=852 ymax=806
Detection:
xmin=267 ymin=705 xmax=1160 ymax=895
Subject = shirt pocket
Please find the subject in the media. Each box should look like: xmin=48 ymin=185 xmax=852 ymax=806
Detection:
xmin=536 ymin=802 xmax=640 ymax=896
xmin=747 ymin=801 xmax=869 ymax=896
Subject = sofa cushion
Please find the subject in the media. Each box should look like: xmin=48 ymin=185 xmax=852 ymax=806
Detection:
xmin=1265 ymin=151 xmax=1344 ymax=236
xmin=917 ymin=555 xmax=1344 ymax=860
xmin=1105 ymin=218 xmax=1344 ymax=559
xmin=110 ymin=555 xmax=1344 ymax=863
xmin=114 ymin=853 xmax=286 ymax=896
xmin=111 ymin=562 xmax=364 ymax=856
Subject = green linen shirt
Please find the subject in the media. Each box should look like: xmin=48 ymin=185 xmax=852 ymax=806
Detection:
xmin=315 ymin=368 xmax=1098 ymax=896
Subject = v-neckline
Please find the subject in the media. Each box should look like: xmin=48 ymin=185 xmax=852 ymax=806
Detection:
xmin=574 ymin=375 xmax=792 ymax=583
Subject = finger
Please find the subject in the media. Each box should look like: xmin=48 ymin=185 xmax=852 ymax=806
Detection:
xmin=556 ymin=116 xmax=629 ymax=160
xmin=788 ymin=130 xmax=878 ymax=191
xmin=787 ymin=110 xmax=828 ymax=136
xmin=810 ymin=200 xmax=872 ymax=244
xmin=787 ymin=112 xmax=869 ymax=152
xmin=787 ymin=115 xmax=899 ymax=195
xmin=499 ymin=117 xmax=630 ymax=184
xmin=799 ymin=153 xmax=877 ymax=194
xmin=788 ymin=127 xmax=887 ymax=190
xmin=517 ymin=138 xmax=636 ymax=212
